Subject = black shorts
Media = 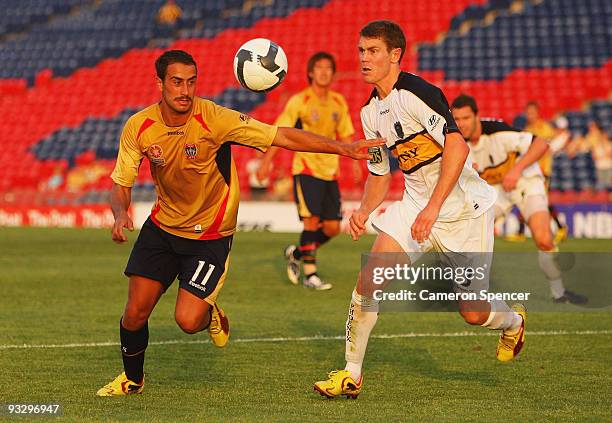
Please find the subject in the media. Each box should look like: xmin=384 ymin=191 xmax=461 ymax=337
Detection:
xmin=124 ymin=218 xmax=233 ymax=302
xmin=292 ymin=174 xmax=342 ymax=221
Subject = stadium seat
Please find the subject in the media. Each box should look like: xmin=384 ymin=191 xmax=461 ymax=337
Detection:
xmin=1 ymin=0 xmax=610 ymax=205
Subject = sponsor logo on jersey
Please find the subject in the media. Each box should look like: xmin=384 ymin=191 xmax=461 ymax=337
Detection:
xmin=478 ymin=152 xmax=519 ymax=184
xmin=148 ymin=145 xmax=166 ymax=166
xmin=239 ymin=114 xmax=251 ymax=123
xmin=184 ymin=143 xmax=198 ymax=160
xmin=311 ymin=109 xmax=320 ymax=122
xmin=391 ymin=133 xmax=443 ymax=174
xmin=379 ymin=109 xmax=390 ymax=115
xmin=396 ymin=146 xmax=419 ymax=163
xmin=167 ymin=130 xmax=185 ymax=136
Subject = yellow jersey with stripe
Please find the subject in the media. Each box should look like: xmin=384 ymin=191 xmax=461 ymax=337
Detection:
xmin=111 ymin=97 xmax=277 ymax=240
xmin=526 ymin=119 xmax=555 ymax=177
xmin=275 ymin=86 xmax=354 ymax=181
xmin=468 ymin=119 xmax=541 ymax=186
xmin=363 ymin=72 xmax=496 ymax=222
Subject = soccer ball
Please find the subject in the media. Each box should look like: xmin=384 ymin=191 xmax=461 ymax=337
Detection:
xmin=233 ymin=38 xmax=288 ymax=92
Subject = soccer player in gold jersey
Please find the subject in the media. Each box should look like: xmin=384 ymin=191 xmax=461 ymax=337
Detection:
xmin=257 ymin=52 xmax=356 ymax=290
xmin=96 ymin=50 xmax=382 ymax=396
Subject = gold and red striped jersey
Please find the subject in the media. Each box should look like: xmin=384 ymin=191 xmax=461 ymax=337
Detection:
xmin=111 ymin=97 xmax=277 ymax=239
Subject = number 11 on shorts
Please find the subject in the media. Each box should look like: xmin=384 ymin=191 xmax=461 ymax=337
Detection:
xmin=191 ymin=260 xmax=216 ymax=287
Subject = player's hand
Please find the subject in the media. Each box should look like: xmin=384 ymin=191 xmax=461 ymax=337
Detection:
xmin=256 ymin=162 xmax=271 ymax=183
xmin=111 ymin=212 xmax=134 ymax=244
xmin=502 ymin=167 xmax=521 ymax=192
xmin=411 ymin=203 xmax=440 ymax=244
xmin=349 ymin=208 xmax=369 ymax=241
xmin=344 ymin=138 xmax=386 ymax=160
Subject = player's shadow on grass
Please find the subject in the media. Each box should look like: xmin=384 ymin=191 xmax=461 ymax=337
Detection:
xmin=380 ymin=344 xmax=499 ymax=387
xmin=148 ymin=342 xmax=232 ymax=387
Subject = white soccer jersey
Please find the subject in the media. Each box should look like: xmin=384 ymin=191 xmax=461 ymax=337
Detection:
xmin=468 ymin=119 xmax=542 ymax=185
xmin=363 ymin=72 xmax=496 ymax=222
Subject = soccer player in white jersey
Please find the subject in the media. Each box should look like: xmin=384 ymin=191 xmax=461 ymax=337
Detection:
xmin=451 ymin=94 xmax=588 ymax=304
xmin=313 ymin=21 xmax=526 ymax=399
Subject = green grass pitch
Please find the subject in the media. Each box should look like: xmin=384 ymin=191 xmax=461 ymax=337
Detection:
xmin=0 ymin=227 xmax=610 ymax=422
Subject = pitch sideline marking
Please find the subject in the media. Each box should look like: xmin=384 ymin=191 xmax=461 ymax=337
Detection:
xmin=0 ymin=330 xmax=610 ymax=351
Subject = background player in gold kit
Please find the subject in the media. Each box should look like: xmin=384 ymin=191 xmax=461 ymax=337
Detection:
xmin=257 ymin=52 xmax=356 ymax=290
xmin=96 ymin=50 xmax=382 ymax=396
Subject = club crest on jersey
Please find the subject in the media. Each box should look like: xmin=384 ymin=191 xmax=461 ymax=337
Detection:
xmin=394 ymin=122 xmax=404 ymax=138
xmin=428 ymin=114 xmax=441 ymax=131
xmin=148 ymin=145 xmax=165 ymax=166
xmin=239 ymin=114 xmax=251 ymax=124
xmin=184 ymin=143 xmax=198 ymax=160
xmin=332 ymin=112 xmax=339 ymax=122
xmin=311 ymin=109 xmax=320 ymax=122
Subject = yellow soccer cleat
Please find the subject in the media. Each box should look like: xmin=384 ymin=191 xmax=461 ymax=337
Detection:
xmin=504 ymin=233 xmax=526 ymax=243
xmin=496 ymin=304 xmax=526 ymax=362
xmin=554 ymin=226 xmax=568 ymax=245
xmin=208 ymin=302 xmax=230 ymax=348
xmin=314 ymin=370 xmax=362 ymax=399
xmin=96 ymin=372 xmax=144 ymax=397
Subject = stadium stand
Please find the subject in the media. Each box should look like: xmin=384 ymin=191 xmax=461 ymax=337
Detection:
xmin=0 ymin=0 xmax=610 ymax=208
xmin=0 ymin=0 xmax=331 ymax=84
xmin=0 ymin=0 xmax=85 ymax=37
xmin=419 ymin=0 xmax=611 ymax=79
xmin=566 ymin=101 xmax=612 ymax=137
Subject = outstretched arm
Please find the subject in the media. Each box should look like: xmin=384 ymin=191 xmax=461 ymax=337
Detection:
xmin=272 ymin=127 xmax=383 ymax=160
xmin=110 ymin=183 xmax=134 ymax=244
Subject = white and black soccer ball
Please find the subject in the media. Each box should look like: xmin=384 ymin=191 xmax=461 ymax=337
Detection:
xmin=233 ymin=38 xmax=288 ymax=92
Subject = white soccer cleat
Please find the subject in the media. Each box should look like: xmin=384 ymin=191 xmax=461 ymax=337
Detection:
xmin=303 ymin=274 xmax=332 ymax=291
xmin=284 ymin=245 xmax=301 ymax=285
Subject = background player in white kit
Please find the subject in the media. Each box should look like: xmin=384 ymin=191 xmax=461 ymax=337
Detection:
xmin=451 ymin=94 xmax=588 ymax=304
xmin=314 ymin=21 xmax=526 ymax=399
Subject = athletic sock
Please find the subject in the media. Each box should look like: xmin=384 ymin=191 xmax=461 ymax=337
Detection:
xmin=549 ymin=205 xmax=563 ymax=229
xmin=517 ymin=213 xmax=526 ymax=235
xmin=292 ymin=247 xmax=302 ymax=260
xmin=120 ymin=319 xmax=148 ymax=384
xmin=548 ymin=279 xmax=565 ymax=299
xmin=304 ymin=271 xmax=318 ymax=280
xmin=344 ymin=289 xmax=379 ymax=381
xmin=481 ymin=300 xmax=522 ymax=333
xmin=314 ymin=228 xmax=331 ymax=247
xmin=538 ymin=248 xmax=565 ymax=299
xmin=297 ymin=230 xmax=318 ymax=275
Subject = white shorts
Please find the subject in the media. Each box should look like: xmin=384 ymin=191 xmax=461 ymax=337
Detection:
xmin=494 ymin=176 xmax=548 ymax=220
xmin=371 ymin=199 xmax=494 ymax=294
xmin=371 ymin=198 xmax=494 ymax=255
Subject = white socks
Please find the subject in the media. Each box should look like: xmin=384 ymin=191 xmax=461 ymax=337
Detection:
xmin=538 ymin=249 xmax=565 ymax=299
xmin=481 ymin=299 xmax=522 ymax=334
xmin=344 ymin=289 xmax=378 ymax=381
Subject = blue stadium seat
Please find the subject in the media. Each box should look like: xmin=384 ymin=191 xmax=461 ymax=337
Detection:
xmin=0 ymin=0 xmax=332 ymax=83
xmin=418 ymin=0 xmax=612 ymax=80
